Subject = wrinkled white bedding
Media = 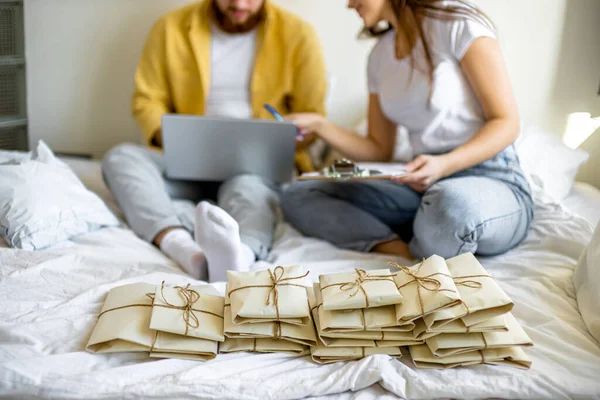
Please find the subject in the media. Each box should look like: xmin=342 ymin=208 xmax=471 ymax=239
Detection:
xmin=1 ymin=157 xmax=600 ymax=399
xmin=1 ymin=197 xmax=600 ymax=399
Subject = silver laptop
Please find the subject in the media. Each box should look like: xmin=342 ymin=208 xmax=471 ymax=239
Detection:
xmin=162 ymin=114 xmax=298 ymax=183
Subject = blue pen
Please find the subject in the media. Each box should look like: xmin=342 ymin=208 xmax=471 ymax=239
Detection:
xmin=263 ymin=104 xmax=304 ymax=139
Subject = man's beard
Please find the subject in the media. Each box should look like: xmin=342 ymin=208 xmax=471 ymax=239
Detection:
xmin=211 ymin=1 xmax=265 ymax=34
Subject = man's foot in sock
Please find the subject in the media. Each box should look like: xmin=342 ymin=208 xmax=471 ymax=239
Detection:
xmin=195 ymin=202 xmax=255 ymax=282
xmin=158 ymin=228 xmax=208 ymax=281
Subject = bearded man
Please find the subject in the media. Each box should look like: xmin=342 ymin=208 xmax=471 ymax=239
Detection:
xmin=102 ymin=0 xmax=327 ymax=282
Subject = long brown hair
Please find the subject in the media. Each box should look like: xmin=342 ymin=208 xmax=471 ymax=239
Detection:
xmin=364 ymin=0 xmax=494 ymax=89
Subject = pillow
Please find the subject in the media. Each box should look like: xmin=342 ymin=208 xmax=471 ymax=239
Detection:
xmin=573 ymin=222 xmax=600 ymax=343
xmin=0 ymin=141 xmax=120 ymax=250
xmin=515 ymin=125 xmax=589 ymax=201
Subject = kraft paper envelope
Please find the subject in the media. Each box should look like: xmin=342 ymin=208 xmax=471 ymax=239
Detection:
xmin=319 ymin=268 xmax=401 ymax=311
xmin=426 ymin=253 xmax=513 ymax=329
xmin=149 ymin=283 xmax=225 ymax=342
xmin=148 ymin=332 xmax=217 ymax=359
xmin=150 ymin=352 xmax=216 ymax=361
xmin=219 ymin=337 xmax=308 ymax=355
xmin=313 ymin=283 xmax=412 ymax=333
xmin=309 ymin=289 xmax=376 ymax=348
xmin=426 ymin=313 xmax=533 ymax=357
xmin=423 ymin=303 xmax=467 ymax=331
xmin=376 ymin=339 xmax=424 ymax=347
xmin=393 ymin=256 xmax=461 ymax=323
xmin=319 ymin=336 xmax=377 ymax=348
xmin=311 ymin=343 xmax=402 ymax=364
xmin=227 ymin=266 xmax=310 ymax=325
xmin=223 ymin=285 xmax=317 ymax=346
xmin=322 ymin=329 xmax=417 ymax=341
xmin=410 ymin=344 xmax=531 ymax=369
xmin=87 ymin=283 xmax=156 ymax=353
xmin=224 ymin=306 xmax=317 ymax=346
xmin=313 ymin=282 xmax=364 ymax=332
xmin=413 ymin=318 xmax=442 ymax=341
xmin=310 ymin=286 xmax=413 ymax=347
xmin=364 ymin=304 xmax=415 ymax=332
xmin=86 ymin=283 xmax=217 ymax=359
xmin=451 ymin=254 xmax=514 ymax=327
xmin=429 ymin=315 xmax=508 ymax=334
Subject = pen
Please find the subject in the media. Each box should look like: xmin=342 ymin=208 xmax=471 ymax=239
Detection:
xmin=263 ymin=104 xmax=304 ymax=139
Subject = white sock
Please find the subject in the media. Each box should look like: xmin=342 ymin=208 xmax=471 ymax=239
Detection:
xmin=195 ymin=201 xmax=255 ymax=283
xmin=159 ymin=228 xmax=208 ymax=281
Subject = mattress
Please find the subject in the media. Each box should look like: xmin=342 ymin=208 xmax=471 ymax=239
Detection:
xmin=1 ymin=157 xmax=600 ymax=399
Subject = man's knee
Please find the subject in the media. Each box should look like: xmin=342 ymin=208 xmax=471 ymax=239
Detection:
xmin=103 ymin=143 xmax=146 ymax=172
xmin=219 ymin=174 xmax=278 ymax=205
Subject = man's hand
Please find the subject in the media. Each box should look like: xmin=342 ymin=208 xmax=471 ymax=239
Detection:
xmin=295 ymin=132 xmax=317 ymax=150
xmin=285 ymin=113 xmax=327 ymax=137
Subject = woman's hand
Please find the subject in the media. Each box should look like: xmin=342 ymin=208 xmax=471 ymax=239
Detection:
xmin=394 ymin=154 xmax=450 ymax=192
xmin=285 ymin=113 xmax=328 ymax=138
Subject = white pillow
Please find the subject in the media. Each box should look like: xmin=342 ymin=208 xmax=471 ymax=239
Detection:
xmin=0 ymin=141 xmax=120 ymax=250
xmin=573 ymin=222 xmax=600 ymax=343
xmin=516 ymin=125 xmax=589 ymax=201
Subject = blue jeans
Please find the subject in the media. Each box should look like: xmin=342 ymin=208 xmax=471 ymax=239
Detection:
xmin=280 ymin=145 xmax=534 ymax=259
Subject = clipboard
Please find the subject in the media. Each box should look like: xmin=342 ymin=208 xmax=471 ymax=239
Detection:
xmin=298 ymin=159 xmax=408 ymax=181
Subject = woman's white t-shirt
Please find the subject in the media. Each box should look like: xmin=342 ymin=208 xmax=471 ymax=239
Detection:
xmin=368 ymin=16 xmax=496 ymax=156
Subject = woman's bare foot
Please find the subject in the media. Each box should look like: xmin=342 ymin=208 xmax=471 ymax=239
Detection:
xmin=371 ymin=239 xmax=414 ymax=260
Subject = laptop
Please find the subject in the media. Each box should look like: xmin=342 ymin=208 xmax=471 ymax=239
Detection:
xmin=162 ymin=114 xmax=298 ymax=183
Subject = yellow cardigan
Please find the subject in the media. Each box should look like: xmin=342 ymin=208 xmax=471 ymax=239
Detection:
xmin=132 ymin=0 xmax=328 ymax=172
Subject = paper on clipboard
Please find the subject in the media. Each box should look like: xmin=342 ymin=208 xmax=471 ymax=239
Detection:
xmin=298 ymin=163 xmax=408 ymax=181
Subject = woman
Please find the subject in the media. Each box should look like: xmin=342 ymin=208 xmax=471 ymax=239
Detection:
xmin=281 ymin=0 xmax=533 ymax=260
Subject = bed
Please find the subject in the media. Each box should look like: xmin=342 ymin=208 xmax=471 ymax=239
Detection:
xmin=1 ymin=156 xmax=600 ymax=400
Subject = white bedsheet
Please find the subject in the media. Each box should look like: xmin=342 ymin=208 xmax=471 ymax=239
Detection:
xmin=1 ymin=155 xmax=600 ymax=399
xmin=1 ymin=193 xmax=600 ymax=399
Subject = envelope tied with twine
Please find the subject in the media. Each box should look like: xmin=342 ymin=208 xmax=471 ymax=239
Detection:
xmin=149 ymin=281 xmax=225 ymax=341
xmin=319 ymin=268 xmax=402 ymax=311
xmin=392 ymin=255 xmax=461 ymax=323
xmin=227 ymin=266 xmax=311 ymax=325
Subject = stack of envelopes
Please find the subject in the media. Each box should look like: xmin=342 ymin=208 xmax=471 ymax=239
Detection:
xmin=220 ymin=266 xmax=316 ymax=355
xmin=85 ymin=254 xmax=533 ymax=368
xmin=403 ymin=253 xmax=533 ymax=369
xmin=310 ymin=267 xmax=410 ymax=364
xmin=86 ymin=281 xmax=225 ymax=361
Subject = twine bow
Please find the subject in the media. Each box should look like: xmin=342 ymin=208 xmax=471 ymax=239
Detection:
xmin=391 ymin=260 xmax=457 ymax=320
xmin=391 ymin=261 xmax=448 ymax=293
xmin=320 ymin=268 xmax=395 ymax=308
xmin=228 ymin=266 xmax=310 ymax=321
xmin=453 ymin=274 xmax=494 ymax=289
xmin=153 ymin=281 xmax=224 ymax=336
xmin=452 ymin=274 xmax=493 ymax=325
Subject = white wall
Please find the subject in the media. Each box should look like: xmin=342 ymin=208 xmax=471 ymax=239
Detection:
xmin=24 ymin=0 xmax=371 ymax=157
xmin=25 ymin=0 xmax=600 ymax=161
xmin=472 ymin=0 xmax=600 ymax=136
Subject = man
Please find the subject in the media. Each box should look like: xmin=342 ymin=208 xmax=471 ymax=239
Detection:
xmin=102 ymin=0 xmax=327 ymax=282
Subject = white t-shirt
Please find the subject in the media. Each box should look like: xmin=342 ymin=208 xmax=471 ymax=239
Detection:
xmin=205 ymin=25 xmax=257 ymax=119
xmin=368 ymin=16 xmax=496 ymax=156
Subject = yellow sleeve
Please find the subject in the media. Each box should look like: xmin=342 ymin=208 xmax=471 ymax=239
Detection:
xmin=289 ymin=24 xmax=328 ymax=116
xmin=132 ymin=19 xmax=172 ymax=146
